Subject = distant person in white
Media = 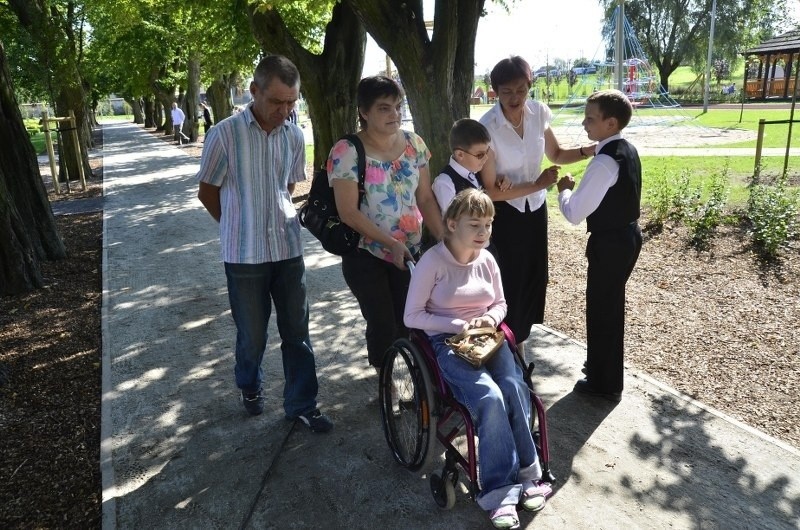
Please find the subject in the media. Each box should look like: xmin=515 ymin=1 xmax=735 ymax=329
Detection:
xmin=170 ymin=102 xmax=189 ymax=145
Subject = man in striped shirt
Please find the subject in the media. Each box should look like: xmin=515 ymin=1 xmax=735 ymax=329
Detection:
xmin=197 ymin=55 xmax=332 ymax=433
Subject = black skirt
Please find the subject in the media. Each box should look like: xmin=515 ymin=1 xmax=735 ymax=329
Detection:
xmin=490 ymin=200 xmax=548 ymax=343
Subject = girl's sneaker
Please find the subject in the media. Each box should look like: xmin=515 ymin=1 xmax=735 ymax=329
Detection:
xmin=520 ymin=480 xmax=551 ymax=512
xmin=489 ymin=504 xmax=520 ymax=529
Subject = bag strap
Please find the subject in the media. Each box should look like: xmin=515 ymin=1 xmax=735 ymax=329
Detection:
xmin=341 ymin=134 xmax=366 ymax=203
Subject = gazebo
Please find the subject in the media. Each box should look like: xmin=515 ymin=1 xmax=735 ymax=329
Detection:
xmin=742 ymin=29 xmax=800 ymax=100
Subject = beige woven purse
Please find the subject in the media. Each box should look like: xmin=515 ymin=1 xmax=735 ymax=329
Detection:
xmin=445 ymin=327 xmax=505 ymax=367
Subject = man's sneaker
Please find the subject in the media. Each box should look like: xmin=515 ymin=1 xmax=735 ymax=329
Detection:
xmin=242 ymin=389 xmax=264 ymax=416
xmin=295 ymin=409 xmax=333 ymax=433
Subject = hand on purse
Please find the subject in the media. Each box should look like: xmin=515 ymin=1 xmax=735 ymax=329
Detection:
xmin=464 ymin=315 xmax=496 ymax=331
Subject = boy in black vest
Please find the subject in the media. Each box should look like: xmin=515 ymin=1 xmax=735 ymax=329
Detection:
xmin=556 ymin=89 xmax=642 ymax=402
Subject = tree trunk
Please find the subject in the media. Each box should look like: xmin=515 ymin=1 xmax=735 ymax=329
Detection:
xmin=657 ymin=62 xmax=678 ymax=94
xmin=53 ymin=83 xmax=93 ymax=184
xmin=151 ymin=64 xmax=176 ymax=133
xmin=248 ymin=1 xmax=366 ymax=170
xmin=153 ymin=86 xmax=175 ymax=134
xmin=125 ymin=97 xmax=144 ymax=124
xmin=185 ymin=52 xmax=201 ymax=143
xmin=143 ymin=94 xmax=156 ymax=128
xmin=347 ymin=0 xmax=484 ymax=172
xmin=207 ymin=73 xmax=237 ymax=123
xmin=0 ymin=41 xmax=65 ymax=296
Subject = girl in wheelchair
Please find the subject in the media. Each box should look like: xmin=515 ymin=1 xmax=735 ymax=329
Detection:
xmin=404 ymin=188 xmax=551 ymax=529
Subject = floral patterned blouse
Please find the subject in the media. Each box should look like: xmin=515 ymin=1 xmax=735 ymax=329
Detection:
xmin=327 ymin=131 xmax=431 ymax=262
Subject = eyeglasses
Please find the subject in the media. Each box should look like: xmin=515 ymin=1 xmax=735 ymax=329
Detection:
xmin=458 ymin=148 xmax=490 ymax=161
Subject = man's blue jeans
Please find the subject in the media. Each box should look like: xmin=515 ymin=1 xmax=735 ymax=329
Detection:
xmin=430 ymin=333 xmax=542 ymax=511
xmin=224 ymin=257 xmax=318 ymax=419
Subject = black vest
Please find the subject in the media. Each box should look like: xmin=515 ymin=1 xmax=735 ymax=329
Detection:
xmin=438 ymin=164 xmax=499 ymax=262
xmin=439 ymin=164 xmax=484 ymax=193
xmin=587 ymin=139 xmax=641 ymax=233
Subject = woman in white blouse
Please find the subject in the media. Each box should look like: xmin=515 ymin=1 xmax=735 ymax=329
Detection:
xmin=479 ymin=56 xmax=595 ymax=354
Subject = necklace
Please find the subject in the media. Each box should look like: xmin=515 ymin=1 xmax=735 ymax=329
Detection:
xmin=508 ymin=113 xmax=523 ymax=129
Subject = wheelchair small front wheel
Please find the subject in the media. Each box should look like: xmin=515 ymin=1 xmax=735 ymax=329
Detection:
xmin=430 ymin=470 xmax=457 ymax=509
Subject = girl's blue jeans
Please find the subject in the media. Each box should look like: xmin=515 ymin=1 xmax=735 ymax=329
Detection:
xmin=430 ymin=333 xmax=542 ymax=511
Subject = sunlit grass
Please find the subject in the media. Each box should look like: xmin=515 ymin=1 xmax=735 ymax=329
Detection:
xmin=544 ymin=107 xmax=800 ymax=149
xmin=550 ymin=155 xmax=797 ymax=209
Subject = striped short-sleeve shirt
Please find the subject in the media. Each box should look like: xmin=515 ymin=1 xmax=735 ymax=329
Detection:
xmin=196 ymin=104 xmax=307 ymax=264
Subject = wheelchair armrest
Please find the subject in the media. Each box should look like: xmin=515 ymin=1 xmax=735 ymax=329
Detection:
xmin=499 ymin=322 xmax=516 ymax=350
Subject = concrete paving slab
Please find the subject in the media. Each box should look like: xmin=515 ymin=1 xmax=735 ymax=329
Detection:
xmin=99 ymin=121 xmax=800 ymax=530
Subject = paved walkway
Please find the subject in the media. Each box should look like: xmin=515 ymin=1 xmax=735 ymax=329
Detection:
xmin=99 ymin=121 xmax=800 ymax=529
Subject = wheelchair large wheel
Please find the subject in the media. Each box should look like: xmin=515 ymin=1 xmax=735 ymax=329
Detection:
xmin=379 ymin=338 xmax=437 ymax=473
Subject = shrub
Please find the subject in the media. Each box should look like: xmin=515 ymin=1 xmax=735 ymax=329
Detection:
xmin=747 ymin=175 xmax=799 ymax=258
xmin=686 ymin=168 xmax=729 ymax=249
xmin=645 ymin=170 xmax=672 ymax=230
xmin=670 ymin=171 xmax=701 ymax=222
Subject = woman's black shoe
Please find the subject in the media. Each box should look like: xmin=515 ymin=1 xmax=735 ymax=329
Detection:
xmin=573 ymin=378 xmax=622 ymax=402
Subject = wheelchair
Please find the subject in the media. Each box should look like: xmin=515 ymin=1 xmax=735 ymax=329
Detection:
xmin=378 ymin=324 xmax=555 ymax=509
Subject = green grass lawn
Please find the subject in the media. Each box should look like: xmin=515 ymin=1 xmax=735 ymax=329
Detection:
xmin=693 ymin=109 xmax=800 ymax=149
xmin=545 ymin=155 xmax=793 ymax=209
xmin=28 ymin=131 xmax=56 ymax=155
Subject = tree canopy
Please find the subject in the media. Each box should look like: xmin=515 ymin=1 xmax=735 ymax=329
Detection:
xmin=601 ymin=0 xmax=791 ymax=92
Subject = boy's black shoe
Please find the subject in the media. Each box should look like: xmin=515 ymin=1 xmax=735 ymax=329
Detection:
xmin=573 ymin=379 xmax=622 ymax=402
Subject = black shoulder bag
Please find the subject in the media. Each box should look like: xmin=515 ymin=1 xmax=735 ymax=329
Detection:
xmin=299 ymin=134 xmax=366 ymax=256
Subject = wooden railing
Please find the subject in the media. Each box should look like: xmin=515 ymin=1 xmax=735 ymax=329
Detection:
xmin=745 ymin=80 xmax=761 ymax=98
xmin=746 ymin=78 xmax=798 ymax=98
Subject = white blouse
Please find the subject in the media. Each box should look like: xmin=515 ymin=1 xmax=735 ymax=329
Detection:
xmin=480 ymin=99 xmax=552 ymax=213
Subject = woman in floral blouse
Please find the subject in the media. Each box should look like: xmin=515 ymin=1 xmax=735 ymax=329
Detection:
xmin=328 ymin=75 xmax=444 ymax=369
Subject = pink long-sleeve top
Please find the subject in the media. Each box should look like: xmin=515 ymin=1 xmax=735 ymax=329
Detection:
xmin=404 ymin=241 xmax=507 ymax=336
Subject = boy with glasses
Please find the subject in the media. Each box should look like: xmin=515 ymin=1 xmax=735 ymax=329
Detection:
xmin=433 ymin=119 xmax=511 ymax=258
xmin=432 ymin=118 xmax=496 ymax=215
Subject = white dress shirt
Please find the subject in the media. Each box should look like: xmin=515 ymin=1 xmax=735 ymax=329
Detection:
xmin=558 ymin=133 xmax=622 ymax=225
xmin=171 ymin=107 xmax=186 ymax=126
